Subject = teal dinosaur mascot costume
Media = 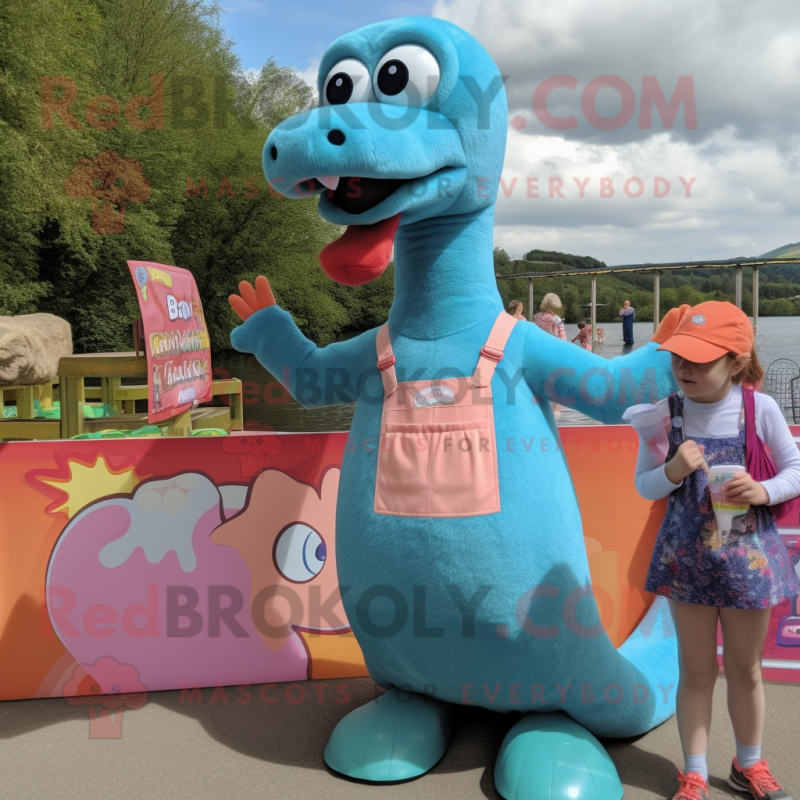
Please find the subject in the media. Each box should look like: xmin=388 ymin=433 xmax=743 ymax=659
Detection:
xmin=230 ymin=17 xmax=690 ymax=800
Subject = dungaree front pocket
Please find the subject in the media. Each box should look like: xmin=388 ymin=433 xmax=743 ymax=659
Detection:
xmin=375 ymin=419 xmax=499 ymax=516
xmin=374 ymin=378 xmax=500 ymax=517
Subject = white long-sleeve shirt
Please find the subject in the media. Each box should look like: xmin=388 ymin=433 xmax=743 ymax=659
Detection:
xmin=633 ymin=385 xmax=800 ymax=504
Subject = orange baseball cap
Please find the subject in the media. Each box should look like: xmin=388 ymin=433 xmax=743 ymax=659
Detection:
xmin=656 ymin=301 xmax=754 ymax=363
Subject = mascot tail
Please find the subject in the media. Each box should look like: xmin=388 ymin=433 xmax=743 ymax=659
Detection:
xmin=566 ymin=595 xmax=680 ymax=738
xmin=618 ymin=595 xmax=680 ymax=715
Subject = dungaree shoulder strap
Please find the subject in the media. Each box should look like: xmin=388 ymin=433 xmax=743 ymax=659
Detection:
xmin=376 ymin=312 xmax=519 ymax=395
xmin=375 ymin=324 xmax=397 ymax=397
xmin=664 ymin=392 xmax=684 ymax=460
xmin=471 ymin=312 xmax=519 ymax=388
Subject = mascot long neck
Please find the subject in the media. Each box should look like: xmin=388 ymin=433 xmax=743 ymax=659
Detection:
xmin=388 ymin=207 xmax=503 ymax=339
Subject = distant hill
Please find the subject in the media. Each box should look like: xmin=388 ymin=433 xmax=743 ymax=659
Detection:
xmin=523 ymin=249 xmax=606 ymax=270
xmin=495 ymin=248 xmax=800 ymax=322
xmin=761 ymin=242 xmax=800 ymax=259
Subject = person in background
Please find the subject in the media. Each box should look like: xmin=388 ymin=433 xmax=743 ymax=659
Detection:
xmin=620 ymin=299 xmax=635 ymax=345
xmin=508 ymin=300 xmax=525 ymax=320
xmin=532 ymin=293 xmax=568 ymax=414
xmin=532 ymin=293 xmax=567 ymax=340
xmin=572 ymin=320 xmax=592 ymax=350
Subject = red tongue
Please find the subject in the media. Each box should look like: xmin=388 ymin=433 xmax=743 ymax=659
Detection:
xmin=318 ymin=213 xmax=401 ymax=286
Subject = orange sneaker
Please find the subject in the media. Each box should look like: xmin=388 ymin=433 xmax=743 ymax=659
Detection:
xmin=673 ymin=770 xmax=710 ymax=800
xmin=728 ymin=757 xmax=793 ymax=800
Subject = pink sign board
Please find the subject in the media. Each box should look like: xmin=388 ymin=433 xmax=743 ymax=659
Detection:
xmin=127 ymin=261 xmax=212 ymax=423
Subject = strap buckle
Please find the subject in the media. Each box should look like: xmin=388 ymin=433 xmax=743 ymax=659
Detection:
xmin=480 ymin=346 xmax=504 ymax=363
xmin=377 ymin=355 xmax=396 ymax=371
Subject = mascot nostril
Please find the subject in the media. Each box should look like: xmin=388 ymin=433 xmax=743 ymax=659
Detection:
xmin=231 ymin=15 xmax=682 ymax=799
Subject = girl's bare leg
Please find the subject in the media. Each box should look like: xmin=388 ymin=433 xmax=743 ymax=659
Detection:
xmin=670 ymin=599 xmax=721 ymax=756
xmin=718 ymin=607 xmax=771 ymax=746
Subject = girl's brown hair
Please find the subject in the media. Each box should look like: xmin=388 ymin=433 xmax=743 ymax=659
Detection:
xmin=508 ymin=300 xmax=523 ymax=315
xmin=730 ymin=346 xmax=764 ymax=388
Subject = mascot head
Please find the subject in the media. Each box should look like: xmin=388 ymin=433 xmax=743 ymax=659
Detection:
xmin=263 ymin=17 xmax=507 ymax=285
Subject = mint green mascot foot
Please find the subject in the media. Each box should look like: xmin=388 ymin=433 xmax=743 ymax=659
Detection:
xmin=324 ymin=689 xmax=453 ymax=782
xmin=495 ymin=713 xmax=623 ymax=800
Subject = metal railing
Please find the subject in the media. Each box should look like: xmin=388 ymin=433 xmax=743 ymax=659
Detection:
xmin=496 ymin=256 xmax=800 ymax=345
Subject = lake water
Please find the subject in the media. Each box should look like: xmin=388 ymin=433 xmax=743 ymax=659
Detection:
xmin=217 ymin=316 xmax=800 ymax=431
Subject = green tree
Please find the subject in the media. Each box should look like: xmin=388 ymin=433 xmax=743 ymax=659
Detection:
xmin=523 ymin=249 xmax=606 ymax=270
xmin=493 ymin=247 xmax=510 ymax=271
xmin=1 ymin=0 xmax=389 ymax=351
xmin=236 ymin=58 xmax=315 ymax=130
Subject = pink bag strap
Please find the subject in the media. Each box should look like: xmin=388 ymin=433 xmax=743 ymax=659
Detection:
xmin=741 ymin=385 xmax=797 ymax=523
xmin=743 ymin=386 xmax=763 ymax=474
xmin=375 ymin=324 xmax=397 ymax=397
xmin=471 ymin=312 xmax=519 ymax=388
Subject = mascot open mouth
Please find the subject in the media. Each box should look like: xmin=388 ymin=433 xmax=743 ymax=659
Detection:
xmin=316 ymin=176 xmax=406 ymax=288
xmin=323 ymin=176 xmax=408 ymax=216
xmin=315 ymin=171 xmax=449 ymax=286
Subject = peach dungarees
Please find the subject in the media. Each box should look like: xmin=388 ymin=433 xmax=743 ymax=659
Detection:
xmin=373 ymin=311 xmax=518 ymax=517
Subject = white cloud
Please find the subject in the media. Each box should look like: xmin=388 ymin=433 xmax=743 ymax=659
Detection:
xmin=490 ymin=126 xmax=800 ymax=262
xmin=433 ymin=0 xmax=800 ymax=263
xmin=497 ymin=126 xmax=800 ymax=226
xmin=221 ymin=1 xmax=269 ymax=14
xmin=297 ymin=58 xmax=321 ymax=93
xmin=434 ymin=0 xmax=800 ymax=145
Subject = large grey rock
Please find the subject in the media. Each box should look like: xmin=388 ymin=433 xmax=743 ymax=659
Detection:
xmin=0 ymin=314 xmax=73 ymax=385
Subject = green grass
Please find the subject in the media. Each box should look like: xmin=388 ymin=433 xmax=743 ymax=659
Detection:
xmin=760 ymin=242 xmax=800 ymax=259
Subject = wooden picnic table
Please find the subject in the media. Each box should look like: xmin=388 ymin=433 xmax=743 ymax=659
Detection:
xmin=57 ymin=352 xmax=243 ymax=439
xmin=57 ymin=352 xmax=147 ymax=439
xmin=0 ymin=382 xmax=59 ymax=440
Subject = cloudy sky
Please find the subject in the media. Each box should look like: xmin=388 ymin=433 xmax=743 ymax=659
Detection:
xmin=220 ymin=0 xmax=800 ymax=265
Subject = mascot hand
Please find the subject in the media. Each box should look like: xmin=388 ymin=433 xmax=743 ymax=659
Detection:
xmin=650 ymin=303 xmax=692 ymax=345
xmin=229 ymin=275 xmax=276 ymax=321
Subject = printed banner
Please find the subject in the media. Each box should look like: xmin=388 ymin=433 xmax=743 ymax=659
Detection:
xmin=0 ymin=426 xmax=798 ymax=703
xmin=127 ymin=260 xmax=212 ymax=423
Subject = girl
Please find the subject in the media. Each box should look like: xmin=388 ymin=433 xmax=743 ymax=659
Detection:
xmin=572 ymin=319 xmax=592 ymax=350
xmin=632 ymin=301 xmax=800 ymax=800
xmin=507 ymin=299 xmax=525 ymax=320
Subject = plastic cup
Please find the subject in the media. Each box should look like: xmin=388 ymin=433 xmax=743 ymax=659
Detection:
xmin=707 ymin=464 xmax=749 ymax=542
xmin=623 ymin=404 xmax=669 ymax=459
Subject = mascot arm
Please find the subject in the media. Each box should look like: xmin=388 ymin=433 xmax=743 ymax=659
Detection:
xmin=521 ymin=323 xmax=681 ymax=424
xmin=229 ymin=278 xmax=368 ymax=408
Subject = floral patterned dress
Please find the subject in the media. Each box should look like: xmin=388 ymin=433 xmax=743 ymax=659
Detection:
xmin=644 ymin=392 xmax=800 ymax=608
xmin=532 ymin=311 xmax=567 ymax=340
xmin=573 ymin=326 xmax=592 ymax=350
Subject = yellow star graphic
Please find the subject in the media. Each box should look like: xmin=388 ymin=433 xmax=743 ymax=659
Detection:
xmin=39 ymin=455 xmax=144 ymax=518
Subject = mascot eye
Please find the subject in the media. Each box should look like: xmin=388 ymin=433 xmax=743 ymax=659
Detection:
xmin=322 ymin=59 xmax=372 ymax=105
xmin=373 ymin=45 xmax=440 ymax=106
xmin=376 ymin=60 xmax=408 ymax=96
xmin=274 ymin=523 xmax=326 ymax=582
